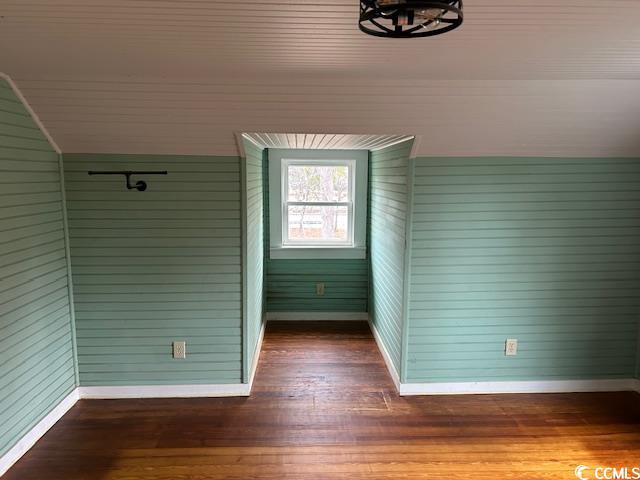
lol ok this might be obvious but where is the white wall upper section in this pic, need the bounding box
[1,0,640,157]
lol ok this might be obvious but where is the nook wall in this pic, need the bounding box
[368,141,413,377]
[63,153,243,385]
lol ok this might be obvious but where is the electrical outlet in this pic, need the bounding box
[505,338,518,356]
[173,341,186,359]
[316,283,325,296]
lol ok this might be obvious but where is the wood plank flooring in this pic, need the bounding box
[4,321,640,479]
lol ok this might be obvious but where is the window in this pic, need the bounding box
[269,149,368,259]
[283,160,354,246]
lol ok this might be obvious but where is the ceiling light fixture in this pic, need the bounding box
[359,0,463,38]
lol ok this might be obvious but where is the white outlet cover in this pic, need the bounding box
[505,339,518,356]
[173,341,186,359]
[316,283,325,296]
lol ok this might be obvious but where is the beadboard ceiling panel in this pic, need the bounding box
[1,0,640,156]
[2,0,640,79]
[243,133,413,151]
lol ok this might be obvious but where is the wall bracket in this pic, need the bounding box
[87,170,168,191]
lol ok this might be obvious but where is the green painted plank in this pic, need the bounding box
[0,122,47,142]
[74,292,241,303]
[69,237,240,248]
[78,372,241,385]
[77,336,241,347]
[78,343,240,355]
[0,134,53,152]
[68,228,240,239]
[66,210,240,221]
[0,230,65,257]
[0,320,72,386]
[78,352,242,364]
[412,200,640,213]
[73,282,240,293]
[0,110,40,129]
[69,200,240,211]
[0,202,62,221]
[76,326,240,338]
[66,191,240,202]
[69,247,241,257]
[0,146,58,162]
[77,317,240,329]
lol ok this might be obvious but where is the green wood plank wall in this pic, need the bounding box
[63,153,243,385]
[369,141,413,375]
[263,149,369,313]
[243,142,264,378]
[0,78,76,457]
[407,157,640,383]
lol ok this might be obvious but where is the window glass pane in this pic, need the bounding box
[287,165,349,202]
[287,205,349,242]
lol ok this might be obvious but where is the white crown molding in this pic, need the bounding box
[368,319,401,392]
[0,72,61,154]
[368,135,416,151]
[265,312,369,321]
[235,131,251,158]
[239,132,262,153]
[399,378,640,396]
[409,135,422,159]
[0,389,79,477]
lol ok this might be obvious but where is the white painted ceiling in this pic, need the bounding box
[243,133,413,151]
[1,0,640,157]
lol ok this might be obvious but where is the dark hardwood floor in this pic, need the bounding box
[5,321,640,479]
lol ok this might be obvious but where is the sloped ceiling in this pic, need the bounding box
[1,0,640,157]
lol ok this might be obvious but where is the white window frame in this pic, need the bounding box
[269,149,368,260]
[282,158,355,248]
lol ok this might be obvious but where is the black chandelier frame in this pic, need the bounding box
[359,0,463,38]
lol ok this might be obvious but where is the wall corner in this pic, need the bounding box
[400,150,416,384]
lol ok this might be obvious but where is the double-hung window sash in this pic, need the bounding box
[281,159,355,247]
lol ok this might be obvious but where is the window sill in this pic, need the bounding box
[270,246,366,260]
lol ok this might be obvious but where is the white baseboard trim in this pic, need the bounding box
[78,383,250,399]
[367,319,401,392]
[0,388,79,477]
[265,312,368,321]
[399,378,640,396]
[247,320,266,392]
